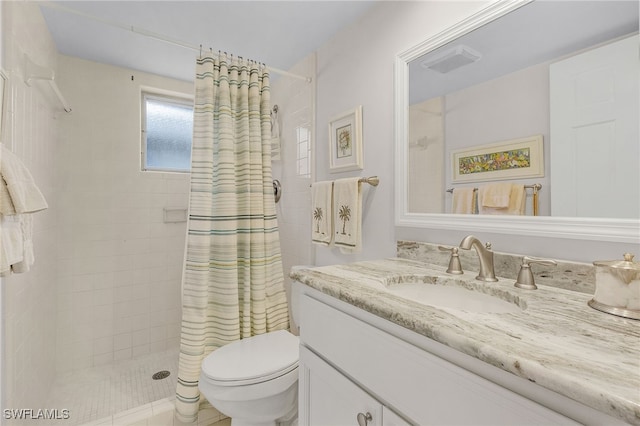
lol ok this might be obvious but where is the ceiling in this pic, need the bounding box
[40,1,378,82]
[409,0,639,104]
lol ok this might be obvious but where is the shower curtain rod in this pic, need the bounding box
[39,2,313,83]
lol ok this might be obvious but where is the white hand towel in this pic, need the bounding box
[0,216,24,276]
[0,144,48,214]
[451,187,477,214]
[0,176,17,215]
[333,177,362,254]
[479,183,526,215]
[480,182,513,208]
[311,181,333,246]
[11,214,34,273]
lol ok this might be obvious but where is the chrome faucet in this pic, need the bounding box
[459,235,498,282]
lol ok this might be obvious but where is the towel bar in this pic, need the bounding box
[359,176,379,186]
[447,183,542,216]
[309,176,380,188]
[446,183,541,193]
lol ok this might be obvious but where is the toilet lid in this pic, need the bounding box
[201,330,299,386]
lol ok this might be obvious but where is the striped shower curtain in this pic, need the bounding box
[175,54,290,423]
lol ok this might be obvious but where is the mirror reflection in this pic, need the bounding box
[407,1,639,218]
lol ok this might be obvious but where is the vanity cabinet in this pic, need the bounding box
[300,346,409,426]
[296,284,583,426]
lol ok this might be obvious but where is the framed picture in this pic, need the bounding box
[329,105,363,172]
[0,69,7,143]
[451,135,544,183]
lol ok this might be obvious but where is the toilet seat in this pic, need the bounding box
[201,330,299,386]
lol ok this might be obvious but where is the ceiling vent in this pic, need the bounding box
[421,45,482,74]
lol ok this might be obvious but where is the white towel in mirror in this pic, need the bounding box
[451,187,477,214]
[479,183,526,215]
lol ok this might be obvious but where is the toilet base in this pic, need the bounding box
[202,376,298,426]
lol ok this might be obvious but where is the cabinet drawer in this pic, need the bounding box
[300,294,578,425]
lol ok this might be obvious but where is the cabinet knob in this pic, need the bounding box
[357,412,373,426]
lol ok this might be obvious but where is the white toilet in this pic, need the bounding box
[199,272,304,426]
[199,329,300,426]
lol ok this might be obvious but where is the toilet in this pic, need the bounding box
[199,271,304,426]
[199,329,300,426]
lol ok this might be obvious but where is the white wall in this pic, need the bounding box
[314,0,637,264]
[314,1,491,266]
[1,0,60,414]
[55,55,191,372]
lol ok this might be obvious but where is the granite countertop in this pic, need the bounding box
[290,258,640,425]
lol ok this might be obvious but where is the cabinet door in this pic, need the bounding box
[299,345,382,426]
[382,407,412,426]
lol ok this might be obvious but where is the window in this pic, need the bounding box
[296,126,311,177]
[142,91,193,172]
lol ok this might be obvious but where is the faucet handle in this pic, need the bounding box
[438,246,464,275]
[514,256,557,290]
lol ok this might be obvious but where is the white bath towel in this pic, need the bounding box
[0,144,48,214]
[311,181,333,246]
[11,214,34,273]
[0,216,24,276]
[478,183,526,215]
[333,177,362,253]
[0,176,16,215]
[451,187,477,214]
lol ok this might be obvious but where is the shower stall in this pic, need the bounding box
[0,3,314,424]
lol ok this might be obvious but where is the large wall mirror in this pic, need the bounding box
[395,0,639,243]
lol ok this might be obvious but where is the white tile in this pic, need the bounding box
[114,333,132,351]
[94,288,115,306]
[132,329,150,344]
[94,336,114,355]
[113,404,153,425]
[149,326,167,343]
[132,344,150,358]
[80,415,113,426]
[114,347,132,361]
[94,352,114,367]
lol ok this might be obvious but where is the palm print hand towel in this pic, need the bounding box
[311,181,334,246]
[333,177,362,253]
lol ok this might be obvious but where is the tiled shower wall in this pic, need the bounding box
[271,54,315,330]
[1,1,60,412]
[54,55,192,373]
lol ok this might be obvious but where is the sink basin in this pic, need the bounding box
[379,274,522,314]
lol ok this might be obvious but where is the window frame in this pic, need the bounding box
[141,89,194,173]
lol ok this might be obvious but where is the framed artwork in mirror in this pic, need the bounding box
[451,135,544,183]
[329,105,363,172]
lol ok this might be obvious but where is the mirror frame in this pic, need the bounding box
[394,0,639,244]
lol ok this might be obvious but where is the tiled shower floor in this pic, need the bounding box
[45,348,180,426]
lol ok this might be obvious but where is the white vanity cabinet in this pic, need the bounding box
[296,284,584,426]
[300,345,408,426]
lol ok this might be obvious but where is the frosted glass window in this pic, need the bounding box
[142,93,193,172]
[296,126,311,177]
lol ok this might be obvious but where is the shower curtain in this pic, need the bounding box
[175,54,290,423]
